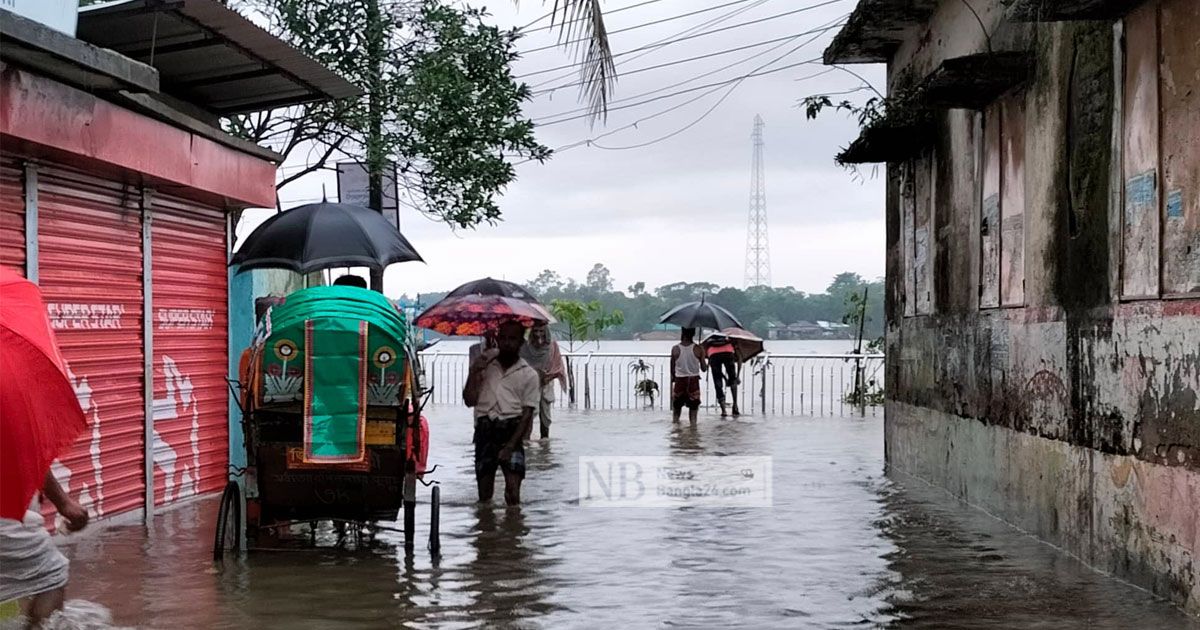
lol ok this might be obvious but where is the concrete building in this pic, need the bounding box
[825,0,1199,614]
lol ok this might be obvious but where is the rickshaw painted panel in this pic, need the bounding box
[36,162,145,520]
[258,286,409,407]
[151,192,229,505]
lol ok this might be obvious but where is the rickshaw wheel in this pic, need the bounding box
[429,485,441,556]
[213,481,242,561]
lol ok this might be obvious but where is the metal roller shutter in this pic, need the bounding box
[0,159,24,273]
[150,191,229,504]
[37,162,146,519]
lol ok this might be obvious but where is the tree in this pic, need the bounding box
[549,299,624,352]
[628,281,646,297]
[549,299,624,406]
[527,269,564,297]
[586,263,613,293]
[534,0,615,119]
[226,0,549,229]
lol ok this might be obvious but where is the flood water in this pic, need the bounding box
[36,407,1198,629]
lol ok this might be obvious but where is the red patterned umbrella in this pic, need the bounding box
[414,294,550,337]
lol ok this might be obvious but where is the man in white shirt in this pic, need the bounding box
[463,320,540,505]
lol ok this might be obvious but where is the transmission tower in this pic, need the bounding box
[744,115,771,288]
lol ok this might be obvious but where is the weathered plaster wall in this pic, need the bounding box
[882,0,1200,614]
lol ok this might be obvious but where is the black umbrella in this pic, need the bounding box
[446,277,543,304]
[444,278,555,322]
[659,297,744,330]
[230,202,423,274]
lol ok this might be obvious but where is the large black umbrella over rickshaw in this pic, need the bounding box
[220,201,435,560]
[230,202,423,274]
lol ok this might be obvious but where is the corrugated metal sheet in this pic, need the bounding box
[1001,94,1027,306]
[1159,0,1200,295]
[1121,2,1161,299]
[151,192,229,505]
[0,159,23,273]
[37,162,146,520]
[980,102,1002,308]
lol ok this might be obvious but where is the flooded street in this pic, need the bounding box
[51,408,1196,629]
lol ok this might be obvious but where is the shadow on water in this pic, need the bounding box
[36,407,1199,629]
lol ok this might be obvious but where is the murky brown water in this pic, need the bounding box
[35,408,1199,629]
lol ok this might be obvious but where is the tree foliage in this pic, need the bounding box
[518,266,885,340]
[225,0,549,227]
[548,299,624,351]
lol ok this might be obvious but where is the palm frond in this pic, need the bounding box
[544,0,616,123]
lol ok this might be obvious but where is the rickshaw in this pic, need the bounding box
[215,285,438,558]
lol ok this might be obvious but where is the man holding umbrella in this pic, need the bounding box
[462,320,540,506]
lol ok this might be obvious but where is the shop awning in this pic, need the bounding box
[836,117,933,164]
[823,0,940,65]
[916,52,1035,110]
[77,0,362,116]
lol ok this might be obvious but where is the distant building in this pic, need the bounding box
[768,320,848,340]
[634,323,680,341]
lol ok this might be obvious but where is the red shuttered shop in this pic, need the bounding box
[150,192,229,505]
[10,159,233,523]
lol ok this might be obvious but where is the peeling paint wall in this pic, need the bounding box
[882,0,1200,615]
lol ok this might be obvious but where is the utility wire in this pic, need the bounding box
[518,0,773,81]
[521,0,667,34]
[592,81,742,149]
[536,15,845,124]
[538,56,821,127]
[521,0,771,54]
[554,23,840,149]
[520,0,846,56]
[534,19,845,96]
[517,65,839,163]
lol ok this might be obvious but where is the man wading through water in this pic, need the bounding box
[671,327,708,423]
[463,320,539,505]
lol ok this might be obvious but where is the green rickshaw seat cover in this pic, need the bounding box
[256,286,410,463]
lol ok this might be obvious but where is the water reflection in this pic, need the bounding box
[43,408,1197,629]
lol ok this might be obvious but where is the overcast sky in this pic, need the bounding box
[238,0,885,298]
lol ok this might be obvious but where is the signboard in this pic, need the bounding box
[336,161,400,230]
[5,0,78,36]
[365,421,396,446]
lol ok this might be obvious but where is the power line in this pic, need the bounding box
[535,14,843,124]
[520,0,670,34]
[520,0,772,54]
[520,0,846,56]
[592,81,741,149]
[529,20,841,159]
[533,20,845,96]
[518,0,773,81]
[518,6,558,30]
[522,65,837,162]
[536,54,822,127]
